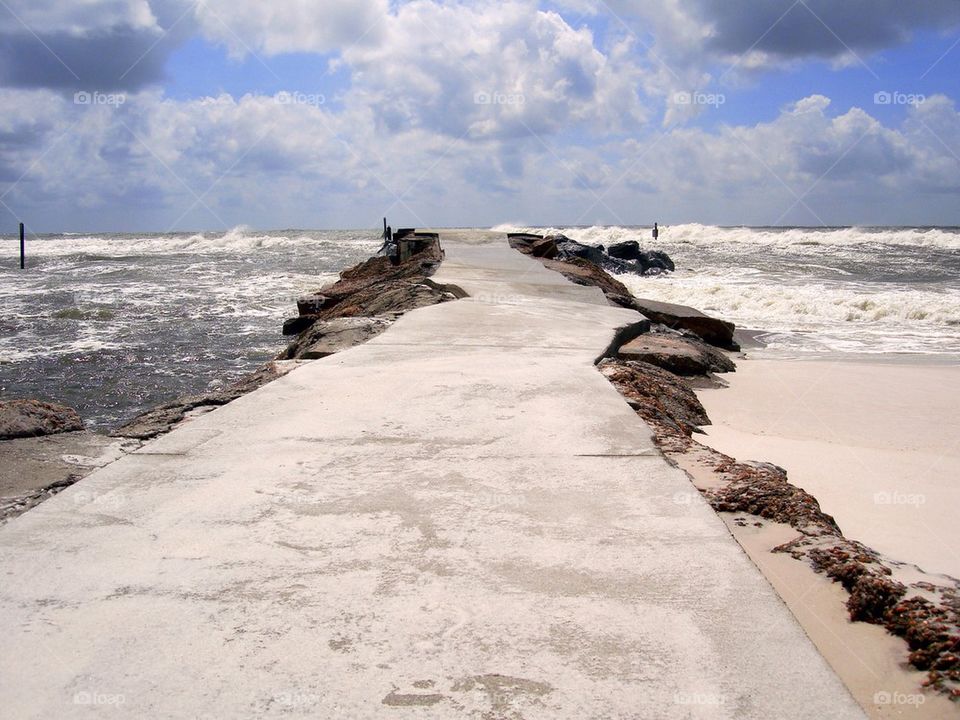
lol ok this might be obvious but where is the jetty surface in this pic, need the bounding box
[0,230,863,718]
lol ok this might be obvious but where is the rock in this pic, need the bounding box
[645,250,675,272]
[506,233,544,254]
[540,258,632,298]
[279,317,393,360]
[598,359,710,436]
[282,315,318,336]
[112,361,297,440]
[318,280,453,321]
[313,237,444,311]
[296,293,336,316]
[607,240,641,261]
[0,400,83,440]
[611,297,739,351]
[553,237,608,266]
[615,333,735,375]
[530,237,558,259]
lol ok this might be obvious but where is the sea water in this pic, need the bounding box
[2,225,958,429]
[0,227,380,428]
[497,224,960,357]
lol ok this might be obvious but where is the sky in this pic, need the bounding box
[1,0,959,232]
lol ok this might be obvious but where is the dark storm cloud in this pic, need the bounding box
[698,0,960,59]
[0,25,183,91]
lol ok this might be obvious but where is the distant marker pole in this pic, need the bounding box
[19,222,24,269]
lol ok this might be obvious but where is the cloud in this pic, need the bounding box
[0,0,194,91]
[2,87,958,230]
[340,1,647,140]
[192,0,389,57]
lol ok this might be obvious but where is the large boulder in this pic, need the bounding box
[279,317,393,360]
[530,237,558,259]
[0,400,83,440]
[540,258,632,297]
[615,333,735,375]
[607,240,641,261]
[608,296,739,351]
[318,280,454,320]
[553,237,608,266]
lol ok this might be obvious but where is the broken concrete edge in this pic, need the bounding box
[0,473,83,525]
[512,240,740,352]
[114,238,466,442]
[597,356,960,701]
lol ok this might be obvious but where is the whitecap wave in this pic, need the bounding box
[493,223,960,250]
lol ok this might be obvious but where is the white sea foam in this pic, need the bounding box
[492,224,960,355]
[0,226,375,258]
[492,223,960,250]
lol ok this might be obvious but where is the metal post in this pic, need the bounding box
[383,217,388,240]
[19,222,24,269]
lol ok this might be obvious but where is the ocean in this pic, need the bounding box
[1,225,958,429]
[499,224,960,357]
[0,228,380,429]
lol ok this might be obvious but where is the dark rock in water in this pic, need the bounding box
[541,258,632,298]
[608,296,739,351]
[607,240,641,261]
[296,293,336,316]
[279,317,392,360]
[0,400,83,440]
[646,250,675,272]
[282,315,318,336]
[599,359,709,436]
[615,333,735,375]
[553,237,607,266]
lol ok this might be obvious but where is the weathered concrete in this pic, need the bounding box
[0,230,863,719]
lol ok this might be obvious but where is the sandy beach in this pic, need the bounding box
[696,355,960,580]
[682,353,960,715]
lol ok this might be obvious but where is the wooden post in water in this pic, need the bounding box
[19,222,24,269]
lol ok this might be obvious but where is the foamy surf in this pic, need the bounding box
[493,224,960,355]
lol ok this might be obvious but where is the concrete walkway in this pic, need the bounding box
[0,231,864,718]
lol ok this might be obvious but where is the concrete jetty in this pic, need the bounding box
[0,231,864,718]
